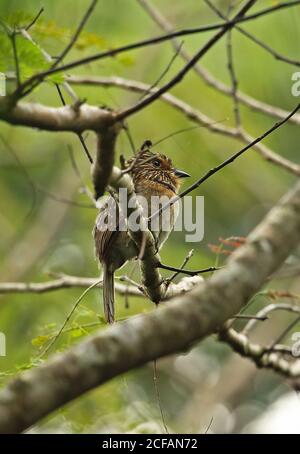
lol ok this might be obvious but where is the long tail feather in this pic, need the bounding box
[102,264,115,324]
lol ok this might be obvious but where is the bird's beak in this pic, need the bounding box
[174,168,190,178]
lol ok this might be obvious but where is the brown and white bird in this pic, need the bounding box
[93,147,189,323]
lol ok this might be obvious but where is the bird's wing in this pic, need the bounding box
[93,195,122,262]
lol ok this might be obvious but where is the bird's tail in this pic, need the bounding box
[102,263,115,324]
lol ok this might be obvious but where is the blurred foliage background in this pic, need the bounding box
[0,0,300,434]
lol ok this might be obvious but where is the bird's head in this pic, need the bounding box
[127,148,190,196]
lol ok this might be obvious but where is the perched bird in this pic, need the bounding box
[93,147,190,323]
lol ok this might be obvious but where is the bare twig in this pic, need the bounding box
[224,4,241,128]
[117,0,258,120]
[51,0,98,70]
[68,146,96,205]
[243,303,300,336]
[24,7,44,31]
[21,25,94,163]
[20,28,77,102]
[36,184,95,208]
[219,326,300,380]
[0,274,141,296]
[204,0,300,67]
[66,75,300,176]
[269,315,300,350]
[159,263,219,276]
[153,359,169,434]
[150,102,300,222]
[137,0,300,125]
[165,249,194,285]
[39,279,102,358]
[10,32,20,87]
[138,41,183,101]
[55,84,94,163]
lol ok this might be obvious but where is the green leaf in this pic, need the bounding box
[33,20,109,51]
[5,10,35,28]
[31,334,50,347]
[71,329,84,338]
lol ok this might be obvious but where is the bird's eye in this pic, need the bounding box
[153,159,161,167]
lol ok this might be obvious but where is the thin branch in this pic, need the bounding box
[21,24,94,163]
[68,146,96,205]
[149,102,300,222]
[224,4,242,128]
[165,249,194,285]
[38,279,102,358]
[2,77,299,177]
[219,326,300,381]
[204,0,300,67]
[243,303,300,336]
[232,315,268,321]
[0,272,203,301]
[24,7,44,31]
[138,41,183,101]
[55,84,94,163]
[51,0,98,70]
[0,274,141,296]
[20,28,77,102]
[67,75,300,176]
[36,184,95,208]
[159,263,219,276]
[15,0,300,97]
[116,0,258,120]
[153,359,169,434]
[10,32,20,87]
[137,0,300,125]
[269,315,300,350]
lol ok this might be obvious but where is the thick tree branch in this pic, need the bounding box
[92,126,120,199]
[0,99,116,133]
[0,180,299,433]
[219,326,300,379]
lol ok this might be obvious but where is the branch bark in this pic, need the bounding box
[0,275,140,296]
[0,274,202,299]
[0,99,115,133]
[0,180,300,433]
[219,326,300,379]
[92,126,120,200]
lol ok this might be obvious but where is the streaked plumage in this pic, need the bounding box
[93,148,189,323]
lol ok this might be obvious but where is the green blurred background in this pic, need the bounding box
[0,0,300,433]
